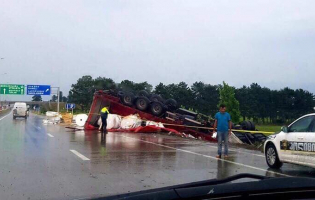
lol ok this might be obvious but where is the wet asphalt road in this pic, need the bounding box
[0,112,315,200]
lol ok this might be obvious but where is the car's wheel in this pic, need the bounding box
[165,98,178,111]
[121,92,135,106]
[150,94,164,103]
[265,144,283,169]
[137,90,149,98]
[150,102,164,116]
[135,97,150,111]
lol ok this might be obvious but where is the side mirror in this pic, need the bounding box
[281,126,288,133]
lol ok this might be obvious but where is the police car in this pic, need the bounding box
[264,113,315,169]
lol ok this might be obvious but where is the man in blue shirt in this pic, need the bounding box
[213,104,232,158]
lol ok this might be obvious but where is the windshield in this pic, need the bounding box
[1,0,315,200]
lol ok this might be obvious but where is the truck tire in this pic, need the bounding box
[150,102,164,116]
[248,121,255,130]
[121,92,135,106]
[117,91,124,97]
[137,90,149,98]
[265,144,283,169]
[241,121,251,130]
[165,98,178,111]
[150,94,164,103]
[135,97,150,111]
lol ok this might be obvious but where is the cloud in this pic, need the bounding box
[1,0,315,102]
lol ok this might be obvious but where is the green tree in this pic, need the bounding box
[218,82,241,123]
[235,86,250,121]
[118,80,152,93]
[32,95,42,101]
[51,95,57,102]
[94,77,116,91]
[154,83,171,99]
[59,91,63,102]
[168,82,194,109]
[118,80,136,92]
[134,81,153,92]
[68,75,95,111]
[61,96,68,102]
[191,81,219,115]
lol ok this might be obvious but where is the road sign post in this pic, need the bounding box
[66,103,75,116]
[51,87,60,113]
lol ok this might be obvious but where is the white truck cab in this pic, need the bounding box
[13,102,28,119]
[264,113,315,169]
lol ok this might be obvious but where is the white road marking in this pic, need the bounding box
[70,150,90,161]
[0,111,12,121]
[120,135,290,177]
[207,145,265,158]
[47,133,54,138]
[165,140,265,158]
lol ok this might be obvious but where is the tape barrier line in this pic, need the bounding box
[87,113,274,134]
[162,123,275,134]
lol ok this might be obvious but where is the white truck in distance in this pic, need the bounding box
[13,102,28,119]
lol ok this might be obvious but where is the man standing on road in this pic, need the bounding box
[213,104,232,159]
[100,106,109,134]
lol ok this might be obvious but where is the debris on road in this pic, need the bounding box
[43,111,61,124]
[75,114,88,127]
[61,113,73,124]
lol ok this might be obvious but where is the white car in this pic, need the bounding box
[13,102,28,119]
[264,113,315,169]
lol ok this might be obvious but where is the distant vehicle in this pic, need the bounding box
[264,113,315,169]
[13,102,28,119]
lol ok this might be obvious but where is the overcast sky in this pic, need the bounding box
[1,0,315,101]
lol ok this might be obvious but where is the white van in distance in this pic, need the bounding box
[13,102,28,119]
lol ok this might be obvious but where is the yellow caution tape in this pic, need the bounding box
[162,123,274,134]
[87,113,275,134]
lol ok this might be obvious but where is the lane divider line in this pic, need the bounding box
[0,111,12,121]
[120,135,290,177]
[208,145,265,158]
[164,142,265,158]
[70,150,90,161]
[47,133,54,138]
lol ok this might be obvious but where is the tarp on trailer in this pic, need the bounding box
[108,125,184,137]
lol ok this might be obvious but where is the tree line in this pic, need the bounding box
[67,75,315,124]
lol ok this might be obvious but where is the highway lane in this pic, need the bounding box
[0,112,314,200]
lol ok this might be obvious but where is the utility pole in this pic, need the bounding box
[51,87,60,113]
[0,72,7,107]
[57,87,60,113]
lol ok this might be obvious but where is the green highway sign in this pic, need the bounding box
[0,84,25,95]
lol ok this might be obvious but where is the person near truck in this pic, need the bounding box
[100,106,109,133]
[213,104,232,159]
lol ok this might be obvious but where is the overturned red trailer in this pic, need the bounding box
[84,91,216,142]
